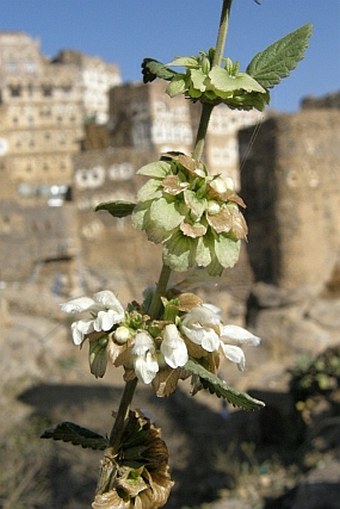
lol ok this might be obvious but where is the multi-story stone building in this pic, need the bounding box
[53,49,121,124]
[0,32,122,205]
[109,80,194,153]
[0,32,84,204]
[109,80,263,186]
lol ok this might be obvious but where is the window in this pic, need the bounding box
[25,61,37,74]
[42,85,53,97]
[9,85,22,97]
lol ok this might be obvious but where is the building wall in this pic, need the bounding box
[0,32,123,205]
[53,49,122,124]
[0,201,79,281]
[0,33,85,203]
[240,109,340,295]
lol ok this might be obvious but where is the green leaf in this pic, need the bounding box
[184,190,207,221]
[195,236,212,268]
[95,200,136,218]
[185,359,265,411]
[131,201,150,231]
[137,161,172,178]
[41,421,108,450]
[163,229,196,272]
[209,66,265,93]
[246,24,313,88]
[214,235,241,268]
[141,58,177,83]
[137,178,163,201]
[167,56,199,68]
[190,68,207,92]
[166,75,188,97]
[149,197,184,230]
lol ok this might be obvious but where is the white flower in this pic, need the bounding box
[220,325,260,371]
[61,290,125,345]
[132,331,159,384]
[180,304,222,352]
[114,326,132,344]
[181,303,260,371]
[160,324,188,369]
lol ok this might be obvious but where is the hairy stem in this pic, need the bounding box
[192,0,233,160]
[148,263,172,319]
[108,378,138,449]
[214,0,233,67]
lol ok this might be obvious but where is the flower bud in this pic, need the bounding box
[114,326,132,344]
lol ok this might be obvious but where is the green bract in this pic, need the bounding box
[131,153,247,276]
[163,50,268,111]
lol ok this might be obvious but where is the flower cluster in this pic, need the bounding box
[61,290,260,396]
[131,153,248,277]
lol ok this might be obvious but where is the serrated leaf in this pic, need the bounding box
[246,24,313,88]
[95,200,136,218]
[41,421,108,450]
[142,58,177,83]
[185,360,265,410]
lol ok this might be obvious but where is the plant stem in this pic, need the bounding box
[192,0,233,161]
[95,0,234,498]
[192,103,214,161]
[213,0,233,67]
[108,377,138,449]
[148,263,172,319]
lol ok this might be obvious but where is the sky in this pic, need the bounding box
[0,0,339,112]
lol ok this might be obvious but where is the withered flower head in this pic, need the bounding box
[92,410,173,509]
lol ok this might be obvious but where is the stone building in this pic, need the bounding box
[0,200,79,282]
[239,104,340,354]
[109,80,194,153]
[301,90,340,110]
[53,49,121,124]
[0,33,122,205]
[109,80,263,186]
[0,32,84,204]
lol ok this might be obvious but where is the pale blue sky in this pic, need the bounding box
[1,0,339,111]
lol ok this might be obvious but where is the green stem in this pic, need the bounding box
[148,263,172,319]
[108,378,138,449]
[192,103,214,161]
[213,0,233,66]
[192,0,233,160]
[95,378,139,495]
